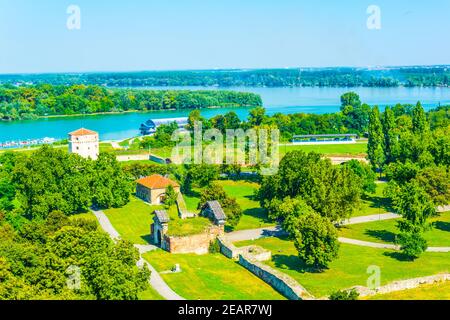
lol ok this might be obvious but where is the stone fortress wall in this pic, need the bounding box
[164,225,224,255]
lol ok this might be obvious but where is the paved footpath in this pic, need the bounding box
[339,237,450,252]
[338,212,400,226]
[225,213,401,243]
[91,209,184,300]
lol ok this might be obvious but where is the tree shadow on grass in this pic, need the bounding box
[383,251,415,262]
[364,229,397,243]
[433,221,450,232]
[185,189,201,199]
[362,193,393,212]
[272,254,326,274]
[243,208,272,224]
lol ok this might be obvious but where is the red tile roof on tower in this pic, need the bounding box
[69,128,98,136]
[137,175,180,190]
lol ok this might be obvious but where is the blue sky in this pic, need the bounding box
[1,0,449,73]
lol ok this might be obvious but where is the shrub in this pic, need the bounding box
[329,289,359,300]
[208,239,221,254]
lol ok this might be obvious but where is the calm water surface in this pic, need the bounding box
[1,86,449,141]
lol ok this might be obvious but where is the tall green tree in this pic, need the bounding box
[259,151,362,222]
[412,102,428,135]
[367,106,385,173]
[382,106,399,163]
[91,153,132,209]
[293,212,340,270]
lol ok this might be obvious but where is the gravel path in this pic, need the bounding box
[91,209,184,300]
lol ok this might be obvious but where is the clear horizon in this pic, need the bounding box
[1,0,450,74]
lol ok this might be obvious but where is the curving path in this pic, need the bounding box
[91,209,185,300]
[225,213,401,243]
[338,212,400,226]
[339,237,450,253]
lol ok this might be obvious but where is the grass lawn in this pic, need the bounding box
[138,286,165,300]
[354,183,392,217]
[183,192,201,212]
[367,281,450,300]
[104,196,162,244]
[143,250,285,300]
[216,180,274,231]
[279,142,367,158]
[99,142,115,153]
[235,236,450,298]
[166,205,211,237]
[338,211,450,247]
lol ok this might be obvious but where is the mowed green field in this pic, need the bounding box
[216,180,274,231]
[235,236,450,298]
[138,286,165,300]
[143,250,285,300]
[279,142,368,157]
[339,211,450,247]
[354,183,391,217]
[144,141,369,160]
[367,281,450,300]
[103,196,162,244]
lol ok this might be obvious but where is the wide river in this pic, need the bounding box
[1,86,450,141]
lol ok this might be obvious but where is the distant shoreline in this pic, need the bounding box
[0,105,257,122]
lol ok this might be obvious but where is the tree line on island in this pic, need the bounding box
[2,66,450,87]
[0,84,262,121]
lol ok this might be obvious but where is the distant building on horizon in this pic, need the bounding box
[68,128,99,160]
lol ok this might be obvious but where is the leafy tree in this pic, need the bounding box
[412,102,428,135]
[414,166,450,206]
[248,107,266,127]
[0,215,150,300]
[91,153,132,209]
[392,181,435,232]
[12,146,93,219]
[259,151,362,222]
[397,232,428,260]
[198,183,242,227]
[292,212,339,270]
[185,164,219,188]
[340,92,361,110]
[343,160,376,194]
[329,289,359,300]
[265,196,315,234]
[223,111,241,130]
[382,106,399,163]
[367,106,385,173]
[163,185,177,207]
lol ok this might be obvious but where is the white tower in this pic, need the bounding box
[68,128,100,160]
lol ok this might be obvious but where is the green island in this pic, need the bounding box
[0,85,262,121]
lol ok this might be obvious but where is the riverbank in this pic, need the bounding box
[1,86,450,142]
